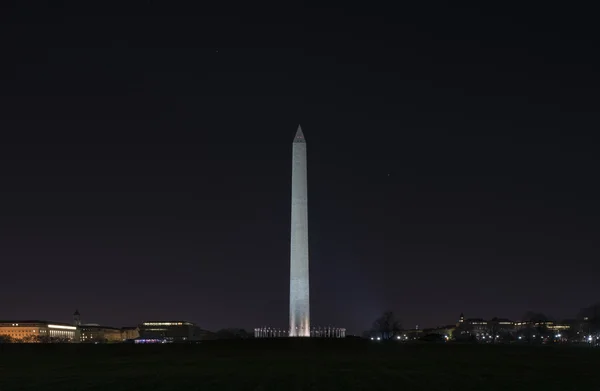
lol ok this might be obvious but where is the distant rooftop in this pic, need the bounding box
[0,320,74,326]
[79,324,121,331]
[0,321,77,330]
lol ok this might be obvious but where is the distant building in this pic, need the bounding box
[453,313,574,342]
[488,318,516,334]
[454,313,511,341]
[404,327,424,340]
[0,321,77,342]
[138,321,207,342]
[70,310,121,343]
[514,320,570,331]
[121,326,139,341]
[79,325,122,343]
[463,318,489,335]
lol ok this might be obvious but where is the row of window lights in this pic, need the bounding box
[4,330,37,333]
[370,335,411,341]
[143,323,185,326]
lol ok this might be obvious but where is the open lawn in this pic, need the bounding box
[0,340,598,390]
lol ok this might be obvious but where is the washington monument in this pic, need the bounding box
[289,125,310,337]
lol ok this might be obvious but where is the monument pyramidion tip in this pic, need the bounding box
[294,125,305,143]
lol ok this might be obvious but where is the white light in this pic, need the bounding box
[48,324,76,330]
[518,336,522,340]
[396,336,401,339]
[482,336,486,339]
[377,337,381,341]
[370,337,374,340]
[556,334,561,338]
[496,335,499,338]
[533,335,536,338]
[588,336,593,341]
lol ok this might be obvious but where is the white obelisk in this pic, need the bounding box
[289,125,310,337]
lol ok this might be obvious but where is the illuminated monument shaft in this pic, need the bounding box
[289,125,310,337]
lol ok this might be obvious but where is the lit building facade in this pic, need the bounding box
[79,325,122,343]
[514,321,571,331]
[0,321,77,342]
[454,313,572,342]
[454,313,507,340]
[121,326,140,341]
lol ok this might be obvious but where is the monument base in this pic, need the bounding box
[254,326,346,338]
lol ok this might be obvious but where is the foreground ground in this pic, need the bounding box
[1,339,599,390]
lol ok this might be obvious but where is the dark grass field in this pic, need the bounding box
[1,339,599,390]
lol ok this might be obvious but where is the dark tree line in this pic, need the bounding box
[370,311,402,340]
[215,328,253,339]
[0,334,73,343]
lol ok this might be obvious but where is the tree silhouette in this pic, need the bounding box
[216,328,252,339]
[372,311,402,340]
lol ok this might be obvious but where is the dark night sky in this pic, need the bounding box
[1,3,599,333]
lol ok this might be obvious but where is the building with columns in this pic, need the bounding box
[0,320,77,342]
